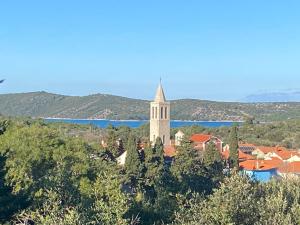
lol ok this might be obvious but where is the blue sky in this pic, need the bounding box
[0,0,300,101]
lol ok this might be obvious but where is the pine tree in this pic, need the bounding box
[229,125,239,170]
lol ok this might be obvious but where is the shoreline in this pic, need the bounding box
[43,117,243,123]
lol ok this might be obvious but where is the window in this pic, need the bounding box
[161,107,163,119]
[163,135,165,144]
[165,107,167,119]
[155,107,157,119]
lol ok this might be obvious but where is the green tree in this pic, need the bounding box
[173,174,260,225]
[171,138,213,194]
[144,137,165,187]
[80,172,132,225]
[125,135,145,189]
[203,141,222,165]
[17,172,132,225]
[106,126,120,158]
[0,123,99,211]
[16,190,84,225]
[136,137,178,224]
[203,141,224,186]
[256,179,300,225]
[0,119,28,223]
[229,125,239,169]
[0,156,29,223]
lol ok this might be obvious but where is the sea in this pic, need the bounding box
[45,118,240,129]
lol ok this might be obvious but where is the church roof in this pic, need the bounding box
[154,83,166,102]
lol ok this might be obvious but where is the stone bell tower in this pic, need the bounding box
[150,82,170,146]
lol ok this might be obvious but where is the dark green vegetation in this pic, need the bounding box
[229,126,239,169]
[1,117,300,224]
[1,92,300,121]
[0,117,223,224]
[173,174,300,225]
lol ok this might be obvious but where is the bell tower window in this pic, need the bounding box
[165,107,167,119]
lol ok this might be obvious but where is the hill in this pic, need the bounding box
[1,92,300,121]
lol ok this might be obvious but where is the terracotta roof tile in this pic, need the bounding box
[190,134,212,143]
[164,145,176,157]
[240,159,282,171]
[239,150,255,161]
[221,148,255,161]
[278,161,300,174]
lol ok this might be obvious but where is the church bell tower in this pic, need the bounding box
[150,82,170,146]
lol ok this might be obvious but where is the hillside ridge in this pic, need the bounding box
[1,91,300,121]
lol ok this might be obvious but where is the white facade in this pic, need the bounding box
[150,83,170,146]
[117,151,127,166]
[175,130,185,146]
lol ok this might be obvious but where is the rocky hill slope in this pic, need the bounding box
[1,92,300,121]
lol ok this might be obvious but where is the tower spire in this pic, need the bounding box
[154,81,166,102]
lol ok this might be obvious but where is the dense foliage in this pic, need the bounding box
[1,117,300,224]
[173,174,300,225]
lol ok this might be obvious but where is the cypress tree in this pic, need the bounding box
[203,141,224,187]
[125,135,143,187]
[203,141,222,166]
[144,137,164,185]
[229,125,239,170]
[106,127,119,158]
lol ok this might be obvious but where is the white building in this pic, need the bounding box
[175,130,185,146]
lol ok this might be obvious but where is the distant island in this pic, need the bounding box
[1,91,300,122]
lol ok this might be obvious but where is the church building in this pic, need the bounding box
[150,83,171,146]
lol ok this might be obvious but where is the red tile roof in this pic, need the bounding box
[278,161,300,174]
[164,145,176,157]
[239,150,255,161]
[240,159,282,171]
[221,148,255,161]
[223,143,300,174]
[254,146,300,160]
[190,134,212,143]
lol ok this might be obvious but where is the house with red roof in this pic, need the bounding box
[190,134,223,152]
[223,143,300,181]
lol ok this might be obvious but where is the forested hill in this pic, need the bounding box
[1,91,300,121]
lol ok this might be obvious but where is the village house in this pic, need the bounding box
[222,143,300,181]
[175,131,223,151]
